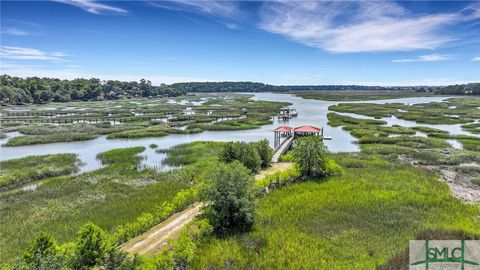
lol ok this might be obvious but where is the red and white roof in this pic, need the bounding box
[274,125,293,132]
[293,125,322,133]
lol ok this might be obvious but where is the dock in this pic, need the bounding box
[272,124,331,162]
[272,136,294,163]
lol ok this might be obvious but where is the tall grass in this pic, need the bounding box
[0,147,187,263]
[0,154,79,191]
[192,155,480,270]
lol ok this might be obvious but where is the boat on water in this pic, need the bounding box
[278,107,298,118]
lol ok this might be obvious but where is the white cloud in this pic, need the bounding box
[223,22,239,30]
[259,1,461,53]
[462,2,480,21]
[392,54,451,63]
[53,0,127,14]
[0,27,30,36]
[0,46,67,62]
[149,0,238,17]
[472,56,480,62]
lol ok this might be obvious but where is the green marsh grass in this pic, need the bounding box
[0,154,79,191]
[0,146,188,263]
[192,155,480,270]
[289,90,433,101]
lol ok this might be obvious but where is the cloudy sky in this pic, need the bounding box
[1,0,479,85]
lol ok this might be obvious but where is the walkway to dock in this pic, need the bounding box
[271,136,294,163]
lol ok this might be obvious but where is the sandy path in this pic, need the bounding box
[122,162,293,256]
[121,203,202,256]
[255,162,293,180]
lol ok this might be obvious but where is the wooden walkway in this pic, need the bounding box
[271,136,294,163]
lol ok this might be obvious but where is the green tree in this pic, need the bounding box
[100,248,137,270]
[219,142,261,173]
[74,222,110,269]
[172,234,196,270]
[291,136,328,177]
[22,232,64,270]
[253,139,273,168]
[200,161,255,234]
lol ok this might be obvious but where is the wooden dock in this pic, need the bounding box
[271,136,294,163]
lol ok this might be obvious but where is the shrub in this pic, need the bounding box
[253,139,274,168]
[200,161,256,234]
[73,223,111,269]
[291,136,329,177]
[22,232,65,270]
[220,142,261,173]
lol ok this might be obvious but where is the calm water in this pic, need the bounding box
[0,93,474,173]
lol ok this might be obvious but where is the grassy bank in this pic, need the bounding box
[0,154,79,191]
[192,155,480,269]
[289,90,434,101]
[158,141,225,166]
[329,97,480,125]
[0,147,188,263]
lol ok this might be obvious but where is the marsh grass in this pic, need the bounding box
[0,146,188,263]
[329,97,480,125]
[2,94,288,145]
[4,133,98,146]
[192,155,480,270]
[0,154,79,191]
[290,90,433,101]
[327,113,386,127]
[158,141,224,166]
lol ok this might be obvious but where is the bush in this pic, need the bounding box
[73,223,111,269]
[100,249,138,270]
[291,136,329,177]
[22,232,65,270]
[253,139,274,168]
[200,161,256,234]
[220,142,261,173]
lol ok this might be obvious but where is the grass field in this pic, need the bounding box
[288,90,434,101]
[329,97,480,125]
[0,154,79,191]
[192,155,480,269]
[0,147,189,263]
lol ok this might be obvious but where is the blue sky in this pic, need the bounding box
[1,0,479,85]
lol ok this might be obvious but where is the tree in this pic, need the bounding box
[74,222,110,269]
[23,232,65,270]
[172,234,196,270]
[200,161,256,234]
[291,136,328,177]
[253,139,273,168]
[219,142,261,173]
[100,248,138,270]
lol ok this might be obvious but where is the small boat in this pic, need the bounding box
[290,109,298,117]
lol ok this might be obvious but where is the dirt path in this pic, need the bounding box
[122,162,294,256]
[440,169,480,203]
[121,203,202,256]
[255,162,293,180]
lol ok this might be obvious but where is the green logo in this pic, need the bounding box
[410,240,480,270]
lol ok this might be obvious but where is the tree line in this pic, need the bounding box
[171,82,274,92]
[0,75,187,104]
[437,83,480,95]
[2,74,479,105]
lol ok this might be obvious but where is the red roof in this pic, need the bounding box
[274,125,293,132]
[293,125,322,133]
